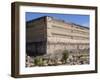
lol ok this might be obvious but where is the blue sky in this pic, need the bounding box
[26,12,90,27]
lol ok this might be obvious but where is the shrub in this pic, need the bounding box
[61,50,69,64]
[34,57,44,66]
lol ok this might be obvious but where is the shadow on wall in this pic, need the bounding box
[26,42,46,57]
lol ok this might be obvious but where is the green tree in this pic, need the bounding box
[61,50,69,64]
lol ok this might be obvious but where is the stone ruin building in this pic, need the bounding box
[26,16,89,60]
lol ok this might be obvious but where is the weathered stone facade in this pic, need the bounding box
[26,16,89,57]
[26,16,47,56]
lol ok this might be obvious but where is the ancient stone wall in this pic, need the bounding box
[26,16,89,57]
[46,16,89,56]
[26,17,47,56]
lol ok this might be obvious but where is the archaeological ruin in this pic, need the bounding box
[26,16,90,66]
